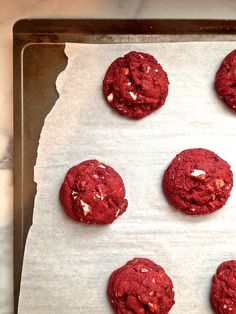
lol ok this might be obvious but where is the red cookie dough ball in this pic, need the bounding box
[162,148,233,215]
[59,160,128,224]
[211,260,236,314]
[215,49,236,111]
[107,258,175,314]
[103,51,169,120]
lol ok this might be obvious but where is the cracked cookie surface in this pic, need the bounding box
[162,148,233,215]
[60,160,128,224]
[211,260,236,314]
[108,258,175,314]
[215,49,236,111]
[103,51,169,119]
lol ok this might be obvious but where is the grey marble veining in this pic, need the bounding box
[0,140,12,170]
[0,0,235,313]
[117,0,145,17]
[0,223,13,314]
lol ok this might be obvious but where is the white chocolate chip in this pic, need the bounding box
[129,91,137,100]
[94,191,105,201]
[127,81,131,86]
[191,169,206,177]
[154,69,158,72]
[94,193,101,199]
[190,208,196,212]
[115,209,120,217]
[223,305,227,309]
[72,190,78,199]
[149,291,154,296]
[107,92,113,102]
[152,278,155,283]
[215,178,225,189]
[146,66,150,73]
[80,200,91,216]
[98,164,106,169]
[148,302,157,311]
[138,54,144,58]
[140,268,149,273]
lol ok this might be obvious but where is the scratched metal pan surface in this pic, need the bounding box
[13,19,236,313]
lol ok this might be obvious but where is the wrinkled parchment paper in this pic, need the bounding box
[18,42,236,314]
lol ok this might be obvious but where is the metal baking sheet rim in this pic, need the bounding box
[13,18,236,314]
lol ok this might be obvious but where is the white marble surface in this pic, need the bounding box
[0,1,236,313]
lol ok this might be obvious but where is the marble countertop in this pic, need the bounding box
[1,1,235,313]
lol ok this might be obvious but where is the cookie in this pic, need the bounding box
[59,160,128,224]
[107,258,175,314]
[162,148,233,215]
[215,49,236,111]
[103,51,169,119]
[211,260,236,314]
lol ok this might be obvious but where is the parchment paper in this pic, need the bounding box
[18,42,236,314]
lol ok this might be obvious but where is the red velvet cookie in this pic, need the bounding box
[107,258,175,314]
[215,49,236,111]
[103,51,169,119]
[59,160,128,224]
[211,260,236,314]
[162,148,233,215]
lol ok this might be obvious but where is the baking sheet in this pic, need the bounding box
[18,42,236,314]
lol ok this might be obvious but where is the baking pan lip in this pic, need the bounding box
[13,18,236,35]
[13,18,236,314]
